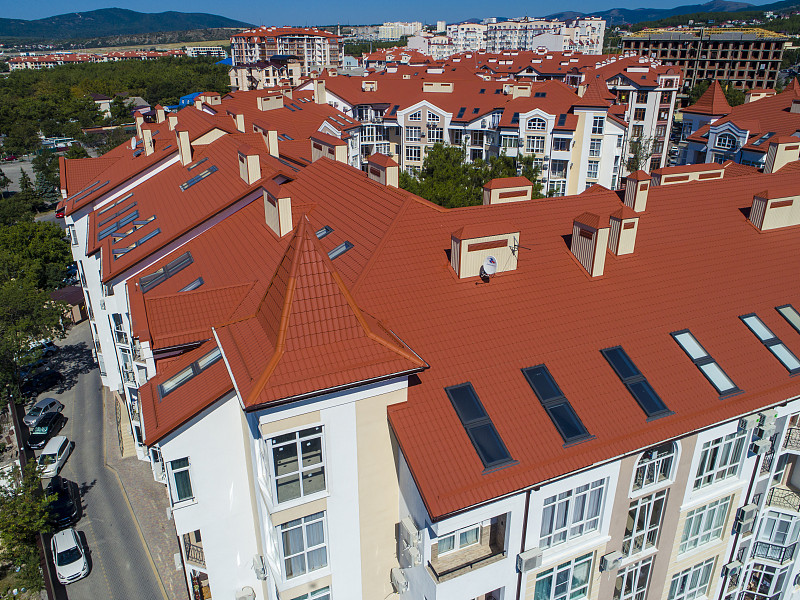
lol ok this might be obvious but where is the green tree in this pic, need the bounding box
[65,144,90,159]
[32,150,60,190]
[688,80,745,107]
[0,168,9,192]
[110,95,130,124]
[627,137,655,173]
[0,460,54,591]
[0,221,71,289]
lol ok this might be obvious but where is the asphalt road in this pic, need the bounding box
[30,322,165,600]
[0,156,34,193]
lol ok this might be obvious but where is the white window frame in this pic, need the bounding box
[589,139,602,157]
[592,116,604,135]
[406,127,421,142]
[279,511,329,580]
[539,478,605,549]
[527,117,547,131]
[534,553,593,600]
[408,111,421,121]
[167,457,194,505]
[290,587,331,600]
[622,490,666,557]
[679,495,731,553]
[427,112,440,123]
[615,556,653,600]
[632,443,676,493]
[526,136,545,154]
[692,430,747,490]
[437,524,481,555]
[268,426,326,506]
[667,558,715,600]
[428,126,443,143]
[549,180,566,197]
[715,133,737,150]
[406,146,421,162]
[553,137,571,152]
[587,160,599,179]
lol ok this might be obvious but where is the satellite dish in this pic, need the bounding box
[480,255,498,279]
[130,137,136,150]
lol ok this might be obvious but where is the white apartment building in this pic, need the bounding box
[185,46,228,59]
[61,100,800,600]
[378,22,424,41]
[446,22,488,53]
[486,17,606,55]
[230,27,344,77]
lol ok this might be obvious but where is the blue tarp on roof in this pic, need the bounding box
[216,57,233,66]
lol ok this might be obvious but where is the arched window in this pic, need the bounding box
[527,117,547,131]
[716,133,737,150]
[632,442,676,492]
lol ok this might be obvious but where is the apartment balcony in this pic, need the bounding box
[132,340,145,363]
[766,486,800,512]
[427,516,506,583]
[183,532,205,567]
[121,367,136,386]
[783,427,800,452]
[751,541,797,564]
[114,329,129,346]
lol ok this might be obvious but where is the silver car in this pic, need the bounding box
[51,528,89,584]
[23,397,63,428]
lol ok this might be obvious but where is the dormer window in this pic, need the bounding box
[409,111,421,121]
[527,117,547,131]
[715,133,737,150]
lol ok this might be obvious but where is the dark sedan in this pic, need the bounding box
[46,477,80,528]
[27,411,65,449]
[21,369,63,398]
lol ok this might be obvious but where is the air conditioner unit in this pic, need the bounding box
[723,560,742,577]
[734,503,759,533]
[739,414,760,431]
[252,554,267,581]
[760,410,778,427]
[391,567,409,593]
[516,547,543,572]
[600,551,623,572]
[751,439,771,455]
[399,517,421,546]
[406,546,422,566]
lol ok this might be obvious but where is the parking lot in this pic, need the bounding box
[20,322,169,600]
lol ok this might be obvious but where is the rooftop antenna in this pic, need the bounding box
[510,236,530,256]
[479,255,498,282]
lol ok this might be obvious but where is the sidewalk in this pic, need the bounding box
[102,388,189,600]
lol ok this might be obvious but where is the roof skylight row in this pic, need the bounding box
[139,251,194,293]
[67,179,104,202]
[671,330,739,397]
[741,313,800,374]
[179,165,218,191]
[98,210,139,241]
[97,192,134,216]
[68,181,109,205]
[98,200,136,227]
[111,216,157,241]
[187,157,209,171]
[159,346,222,398]
[112,228,161,258]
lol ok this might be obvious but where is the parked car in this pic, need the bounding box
[37,436,74,479]
[2,155,17,162]
[27,411,65,449]
[20,369,63,398]
[23,397,63,428]
[55,206,65,218]
[50,528,89,584]
[46,476,80,528]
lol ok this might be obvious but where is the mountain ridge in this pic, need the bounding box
[0,8,253,40]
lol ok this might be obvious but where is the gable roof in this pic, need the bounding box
[683,81,731,116]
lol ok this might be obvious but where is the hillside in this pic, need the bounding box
[547,0,769,24]
[0,8,252,40]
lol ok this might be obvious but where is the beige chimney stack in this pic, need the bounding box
[264,188,293,237]
[135,112,145,139]
[168,114,178,131]
[155,105,166,123]
[367,153,399,187]
[176,129,192,166]
[314,79,327,104]
[142,128,154,156]
[238,145,262,185]
[608,207,640,256]
[763,136,800,174]
[571,213,609,277]
[624,170,651,213]
[257,94,283,111]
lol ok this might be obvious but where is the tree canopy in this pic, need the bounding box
[399,144,543,207]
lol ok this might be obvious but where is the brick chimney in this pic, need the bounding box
[763,136,800,174]
[608,206,639,256]
[142,127,154,156]
[623,170,650,213]
[571,212,609,277]
[176,129,192,166]
[367,153,399,187]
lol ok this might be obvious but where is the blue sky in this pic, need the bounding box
[2,0,775,25]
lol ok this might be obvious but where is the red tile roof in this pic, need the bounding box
[483,176,532,190]
[682,80,731,116]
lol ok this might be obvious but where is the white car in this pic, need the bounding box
[51,528,89,584]
[37,436,73,479]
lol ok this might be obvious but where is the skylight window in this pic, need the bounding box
[179,277,204,292]
[67,180,105,202]
[159,346,222,398]
[511,112,520,124]
[740,314,800,374]
[557,114,567,126]
[98,210,139,241]
[479,88,486,94]
[98,192,134,216]
[601,347,672,419]
[472,108,480,114]
[494,88,502,94]
[534,92,547,98]
[179,165,218,191]
[68,180,109,204]
[98,201,136,227]
[522,365,591,445]
[187,157,209,171]
[112,228,161,258]
[777,304,800,334]
[445,383,513,469]
[457,107,466,118]
[316,225,333,239]
[139,252,194,293]
[328,241,353,260]
[671,330,740,397]
[752,131,776,146]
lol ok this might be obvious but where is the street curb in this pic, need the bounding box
[101,388,171,600]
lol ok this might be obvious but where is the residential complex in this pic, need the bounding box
[486,18,606,55]
[681,80,800,168]
[185,46,228,59]
[446,22,489,53]
[7,49,185,70]
[304,51,681,187]
[621,28,788,90]
[378,22,424,41]
[230,27,344,78]
[59,80,800,600]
